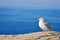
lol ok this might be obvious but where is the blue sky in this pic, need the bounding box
[0,0,60,9]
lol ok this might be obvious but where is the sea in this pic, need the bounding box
[0,8,60,34]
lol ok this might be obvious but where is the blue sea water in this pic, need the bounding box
[0,8,60,34]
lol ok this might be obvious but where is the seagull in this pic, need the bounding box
[38,17,54,31]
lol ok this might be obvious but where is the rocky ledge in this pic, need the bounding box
[0,31,60,40]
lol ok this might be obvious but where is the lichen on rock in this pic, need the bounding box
[0,31,60,40]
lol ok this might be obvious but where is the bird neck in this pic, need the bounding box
[39,21,44,24]
[39,21,44,22]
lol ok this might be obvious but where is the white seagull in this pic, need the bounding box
[38,17,54,31]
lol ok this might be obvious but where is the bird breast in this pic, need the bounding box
[39,22,48,30]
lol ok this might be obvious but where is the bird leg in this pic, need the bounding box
[42,30,47,35]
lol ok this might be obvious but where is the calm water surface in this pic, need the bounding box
[0,8,60,34]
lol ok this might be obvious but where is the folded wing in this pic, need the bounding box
[44,22,53,30]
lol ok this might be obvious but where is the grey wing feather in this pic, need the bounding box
[44,22,53,30]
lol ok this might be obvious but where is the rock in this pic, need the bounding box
[0,31,60,40]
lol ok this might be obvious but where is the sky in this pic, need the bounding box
[0,0,60,9]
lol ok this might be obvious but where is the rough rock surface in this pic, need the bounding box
[0,31,60,40]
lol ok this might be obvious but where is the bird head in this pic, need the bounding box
[38,17,45,22]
